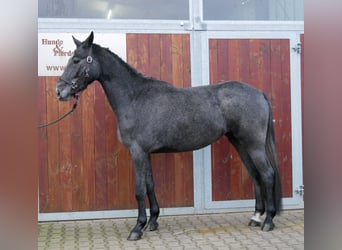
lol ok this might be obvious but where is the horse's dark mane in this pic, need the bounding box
[92,43,157,82]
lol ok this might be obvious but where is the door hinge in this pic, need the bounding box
[294,185,304,196]
[292,43,302,54]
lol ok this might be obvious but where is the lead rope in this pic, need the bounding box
[37,95,79,129]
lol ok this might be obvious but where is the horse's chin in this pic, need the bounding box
[58,95,72,101]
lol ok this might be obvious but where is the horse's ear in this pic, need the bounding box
[72,36,82,47]
[84,31,94,47]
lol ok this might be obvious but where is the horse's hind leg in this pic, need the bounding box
[228,135,264,227]
[247,147,277,231]
[248,185,264,227]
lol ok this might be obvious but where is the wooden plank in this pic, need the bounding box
[182,35,191,88]
[94,82,108,209]
[153,33,174,207]
[239,39,251,83]
[180,36,193,205]
[227,39,240,81]
[104,82,118,209]
[217,39,229,82]
[259,39,272,94]
[117,148,135,209]
[38,77,48,212]
[160,34,173,83]
[227,40,244,200]
[71,87,84,211]
[172,34,184,205]
[127,34,139,70]
[120,35,139,209]
[148,34,161,79]
[270,39,292,197]
[279,39,292,197]
[210,39,231,201]
[58,83,73,211]
[183,152,194,205]
[45,76,61,211]
[211,138,231,201]
[171,34,184,88]
[248,39,261,87]
[148,37,166,206]
[209,39,218,84]
[164,154,176,207]
[137,34,150,75]
[82,84,96,210]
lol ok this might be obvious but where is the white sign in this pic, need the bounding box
[38,33,126,76]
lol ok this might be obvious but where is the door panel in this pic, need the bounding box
[38,33,193,213]
[209,39,293,202]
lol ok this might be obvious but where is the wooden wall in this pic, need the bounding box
[38,34,193,213]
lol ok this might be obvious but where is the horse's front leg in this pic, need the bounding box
[145,159,160,231]
[127,146,149,241]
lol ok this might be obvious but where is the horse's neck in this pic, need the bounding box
[97,50,143,115]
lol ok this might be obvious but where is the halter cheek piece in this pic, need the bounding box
[60,55,94,90]
[86,55,93,64]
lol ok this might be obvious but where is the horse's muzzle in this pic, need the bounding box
[56,81,72,101]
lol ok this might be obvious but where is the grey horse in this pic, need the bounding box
[56,32,282,241]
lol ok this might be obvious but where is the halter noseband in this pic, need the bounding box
[59,55,93,89]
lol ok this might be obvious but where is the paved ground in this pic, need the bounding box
[38,209,304,250]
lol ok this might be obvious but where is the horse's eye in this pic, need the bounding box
[73,57,80,63]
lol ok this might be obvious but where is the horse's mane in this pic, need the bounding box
[92,43,156,81]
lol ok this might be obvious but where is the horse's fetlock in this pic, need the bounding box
[137,217,147,227]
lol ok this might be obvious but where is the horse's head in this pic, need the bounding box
[56,32,100,101]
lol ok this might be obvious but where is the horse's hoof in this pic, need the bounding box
[248,219,261,227]
[127,231,142,241]
[145,222,159,231]
[261,222,275,232]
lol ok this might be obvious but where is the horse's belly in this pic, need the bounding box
[151,123,225,153]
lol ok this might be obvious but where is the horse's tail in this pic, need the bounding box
[263,93,282,214]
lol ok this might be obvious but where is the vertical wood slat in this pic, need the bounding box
[82,84,95,210]
[155,34,174,206]
[71,87,84,210]
[210,39,231,201]
[174,34,193,207]
[38,77,48,212]
[270,39,292,197]
[94,82,108,210]
[45,76,61,211]
[171,34,186,205]
[105,86,118,210]
[58,83,73,211]
[209,39,292,201]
